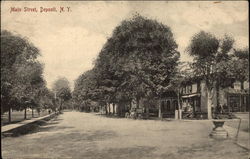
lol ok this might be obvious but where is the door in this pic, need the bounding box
[229,95,240,112]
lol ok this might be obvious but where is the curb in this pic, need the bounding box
[2,113,57,136]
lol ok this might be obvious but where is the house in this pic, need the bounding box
[103,91,179,119]
[158,91,178,118]
[220,80,249,112]
[180,77,249,119]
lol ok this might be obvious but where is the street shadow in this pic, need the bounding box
[96,114,126,119]
[44,121,60,125]
[33,130,118,143]
[51,118,63,122]
[30,125,75,134]
[2,115,63,137]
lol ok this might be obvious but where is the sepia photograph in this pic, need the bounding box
[1,1,249,159]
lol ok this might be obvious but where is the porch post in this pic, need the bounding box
[158,101,162,118]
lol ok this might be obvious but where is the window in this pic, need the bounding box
[186,86,189,93]
[182,87,186,94]
[243,81,249,90]
[187,85,192,94]
[233,81,241,90]
[192,84,197,93]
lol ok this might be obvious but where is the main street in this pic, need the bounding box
[2,112,248,159]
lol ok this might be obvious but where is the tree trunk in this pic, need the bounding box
[105,103,108,115]
[32,107,34,118]
[108,103,111,115]
[129,101,132,111]
[117,103,120,116]
[239,95,242,112]
[60,99,63,113]
[207,89,213,120]
[24,108,27,120]
[145,103,149,119]
[177,90,182,120]
[60,99,62,111]
[112,103,115,115]
[216,82,221,114]
[136,97,140,108]
[8,106,11,123]
[158,101,162,118]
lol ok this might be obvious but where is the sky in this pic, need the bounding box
[1,1,249,90]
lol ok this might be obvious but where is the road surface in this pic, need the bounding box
[2,111,248,159]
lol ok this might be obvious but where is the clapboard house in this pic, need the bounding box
[180,77,249,119]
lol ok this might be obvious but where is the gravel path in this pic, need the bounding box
[2,111,249,159]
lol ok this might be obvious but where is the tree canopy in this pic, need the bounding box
[1,30,48,114]
[52,77,72,110]
[73,14,180,109]
[187,31,249,119]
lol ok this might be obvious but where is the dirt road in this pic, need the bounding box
[2,111,248,159]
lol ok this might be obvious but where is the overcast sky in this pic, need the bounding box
[1,1,248,89]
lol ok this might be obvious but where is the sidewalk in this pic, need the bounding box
[2,113,56,133]
[162,118,249,150]
[224,124,249,150]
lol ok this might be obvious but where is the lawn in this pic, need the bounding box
[1,110,50,126]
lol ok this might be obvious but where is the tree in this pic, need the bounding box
[72,69,106,112]
[167,61,194,119]
[93,14,180,114]
[1,30,46,121]
[187,31,242,119]
[230,48,249,83]
[52,77,72,112]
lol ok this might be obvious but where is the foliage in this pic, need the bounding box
[187,31,249,118]
[91,14,180,106]
[187,32,238,89]
[230,48,249,82]
[52,77,72,110]
[72,70,102,111]
[1,30,48,113]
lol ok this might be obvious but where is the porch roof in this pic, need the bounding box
[181,93,201,98]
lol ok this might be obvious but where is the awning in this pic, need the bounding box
[181,93,201,98]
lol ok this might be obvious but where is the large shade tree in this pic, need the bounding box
[93,14,180,113]
[1,30,47,121]
[187,31,248,119]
